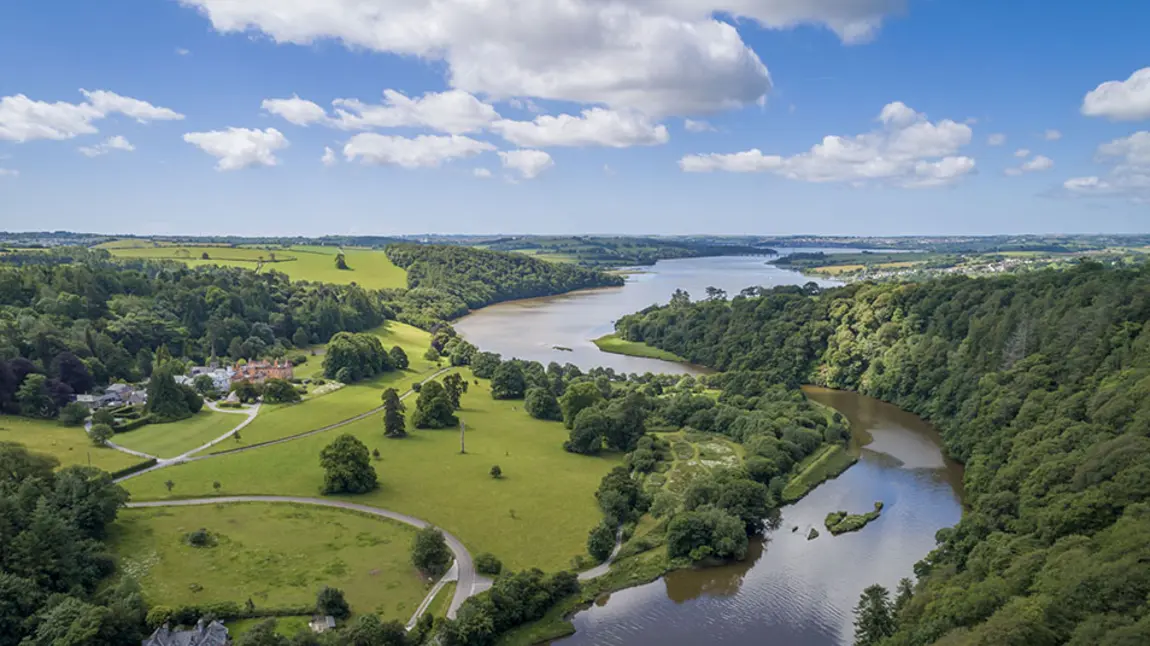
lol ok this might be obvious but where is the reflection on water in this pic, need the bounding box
[555,388,963,646]
[455,254,840,375]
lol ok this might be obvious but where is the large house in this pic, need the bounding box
[142,619,229,646]
[184,365,235,393]
[231,359,293,384]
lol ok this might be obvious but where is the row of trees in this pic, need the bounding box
[616,263,1150,645]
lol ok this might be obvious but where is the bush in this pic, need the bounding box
[90,423,114,446]
[475,553,503,576]
[91,407,115,426]
[587,522,616,563]
[490,465,502,479]
[113,414,156,432]
[316,586,351,620]
[412,527,452,577]
[145,605,173,629]
[58,401,89,426]
[186,528,214,547]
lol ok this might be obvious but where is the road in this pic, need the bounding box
[124,495,491,620]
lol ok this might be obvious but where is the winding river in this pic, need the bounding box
[457,255,965,646]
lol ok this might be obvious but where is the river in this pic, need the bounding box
[457,254,964,646]
[455,254,841,375]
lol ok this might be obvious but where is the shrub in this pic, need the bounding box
[58,401,89,426]
[490,465,502,479]
[412,527,452,577]
[587,522,616,563]
[145,605,173,629]
[475,553,503,576]
[90,423,114,446]
[186,528,214,547]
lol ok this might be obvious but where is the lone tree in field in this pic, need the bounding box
[90,423,114,447]
[319,434,378,495]
[382,387,406,438]
[316,586,351,620]
[389,346,409,370]
[442,373,469,409]
[490,465,502,479]
[335,252,350,270]
[411,380,458,429]
[411,527,452,578]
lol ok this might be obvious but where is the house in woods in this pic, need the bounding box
[141,619,229,646]
[188,365,235,392]
[231,359,293,384]
[309,615,337,633]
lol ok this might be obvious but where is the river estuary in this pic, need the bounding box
[457,255,965,646]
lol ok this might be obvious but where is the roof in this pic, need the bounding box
[141,620,229,646]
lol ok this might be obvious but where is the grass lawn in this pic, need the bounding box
[227,616,311,639]
[425,581,457,619]
[781,444,858,503]
[0,415,145,473]
[114,411,243,459]
[204,322,438,454]
[107,243,408,290]
[592,334,685,362]
[111,503,428,621]
[126,372,622,572]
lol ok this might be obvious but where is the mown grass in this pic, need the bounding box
[227,616,311,639]
[425,581,457,619]
[114,411,243,459]
[592,334,685,362]
[107,243,408,290]
[781,443,857,503]
[125,372,621,572]
[0,414,145,472]
[110,503,427,621]
[204,321,438,453]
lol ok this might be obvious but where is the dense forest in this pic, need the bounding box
[385,242,623,308]
[616,264,1150,644]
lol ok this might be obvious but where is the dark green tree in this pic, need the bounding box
[587,522,616,563]
[319,434,378,495]
[411,527,452,577]
[57,402,89,426]
[490,362,526,400]
[853,584,896,646]
[564,407,607,455]
[262,378,301,403]
[443,373,469,409]
[389,345,409,370]
[471,352,501,379]
[316,586,351,620]
[524,387,561,421]
[411,381,458,429]
[382,387,406,438]
[559,382,603,429]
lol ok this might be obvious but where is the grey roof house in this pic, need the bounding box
[141,619,229,646]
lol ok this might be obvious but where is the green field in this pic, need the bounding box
[106,243,408,290]
[0,415,146,473]
[781,444,858,503]
[204,322,438,453]
[111,503,427,621]
[227,616,311,639]
[114,411,244,459]
[593,334,686,362]
[126,373,621,572]
[425,581,457,619]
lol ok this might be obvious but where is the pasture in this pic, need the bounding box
[0,415,145,472]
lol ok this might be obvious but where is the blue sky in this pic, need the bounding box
[0,0,1147,236]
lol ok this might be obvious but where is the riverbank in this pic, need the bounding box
[592,333,686,362]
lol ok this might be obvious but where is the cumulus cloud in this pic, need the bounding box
[1062,131,1150,200]
[987,133,1006,146]
[176,48,191,56]
[680,101,975,188]
[684,119,715,133]
[178,0,920,116]
[473,167,493,178]
[262,95,329,126]
[0,90,183,142]
[492,108,668,148]
[78,135,135,157]
[321,146,338,166]
[343,133,495,168]
[1005,154,1053,176]
[183,127,289,170]
[499,149,554,179]
[1082,67,1150,121]
[1043,129,1062,141]
[1014,148,1030,158]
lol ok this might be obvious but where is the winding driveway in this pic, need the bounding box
[125,495,491,622]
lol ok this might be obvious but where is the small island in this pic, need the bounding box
[824,502,884,535]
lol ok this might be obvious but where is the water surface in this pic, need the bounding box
[555,387,963,646]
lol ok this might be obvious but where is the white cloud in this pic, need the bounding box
[262,95,329,126]
[321,146,338,166]
[332,90,500,134]
[1014,148,1030,158]
[492,108,668,148]
[684,119,715,133]
[1062,131,1150,200]
[180,0,858,116]
[1021,155,1053,171]
[473,167,493,178]
[183,127,289,170]
[508,98,543,113]
[343,133,494,168]
[79,90,184,123]
[1043,129,1062,141]
[680,101,975,187]
[499,149,554,179]
[987,133,1006,146]
[176,48,191,56]
[1082,67,1150,121]
[78,135,135,157]
[0,90,182,142]
[0,168,17,178]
